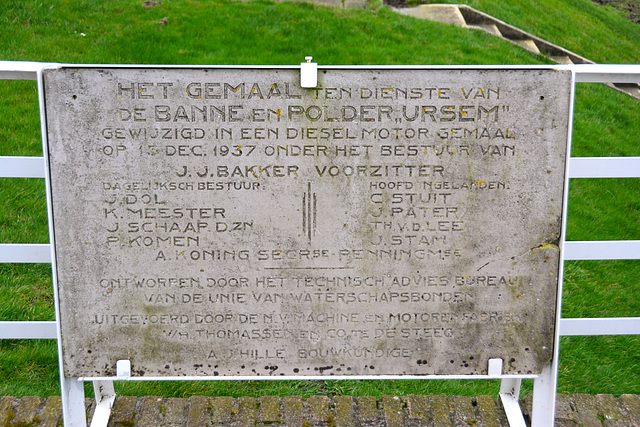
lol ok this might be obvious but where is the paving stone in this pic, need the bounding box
[4,393,640,426]
[258,396,281,423]
[134,396,164,427]
[37,396,63,427]
[451,395,476,426]
[429,395,453,427]
[553,393,579,426]
[475,395,503,427]
[306,395,330,425]
[333,395,355,427]
[236,396,257,427]
[0,396,16,425]
[187,396,212,426]
[211,396,234,424]
[571,394,603,427]
[356,395,380,423]
[12,396,45,426]
[595,394,629,427]
[382,395,404,427]
[404,395,429,422]
[109,395,138,426]
[618,394,640,424]
[164,397,188,426]
[282,396,304,426]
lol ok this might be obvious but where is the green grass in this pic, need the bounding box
[456,0,640,64]
[0,0,639,400]
[0,0,541,66]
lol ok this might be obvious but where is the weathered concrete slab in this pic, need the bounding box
[44,67,571,378]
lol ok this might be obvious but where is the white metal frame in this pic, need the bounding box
[1,61,639,426]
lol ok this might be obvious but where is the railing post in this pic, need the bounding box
[62,377,87,427]
[530,362,557,426]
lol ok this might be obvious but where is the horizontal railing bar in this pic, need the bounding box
[1,242,637,268]
[560,318,640,336]
[0,61,638,80]
[0,244,51,263]
[7,320,640,340]
[0,321,57,339]
[0,156,46,178]
[573,64,640,83]
[564,241,640,260]
[568,157,640,178]
[2,156,638,180]
[0,61,46,80]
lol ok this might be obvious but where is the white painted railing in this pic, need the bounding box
[0,61,638,427]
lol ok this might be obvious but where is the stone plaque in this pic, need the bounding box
[44,67,571,378]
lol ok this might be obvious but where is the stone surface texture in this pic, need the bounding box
[2,394,640,426]
[45,67,571,379]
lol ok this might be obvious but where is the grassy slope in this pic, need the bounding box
[459,0,640,63]
[0,0,639,398]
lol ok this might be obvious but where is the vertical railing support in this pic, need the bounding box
[499,378,526,427]
[530,363,558,426]
[90,380,116,427]
[62,377,87,427]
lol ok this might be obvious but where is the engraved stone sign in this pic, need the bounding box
[44,67,571,378]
